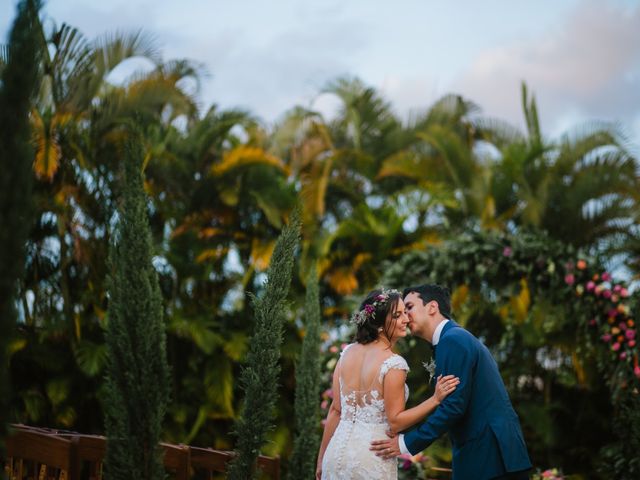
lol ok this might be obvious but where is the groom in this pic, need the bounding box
[371,284,531,480]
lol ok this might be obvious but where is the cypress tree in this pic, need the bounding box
[287,266,322,480]
[103,135,170,480]
[227,208,301,480]
[0,0,41,457]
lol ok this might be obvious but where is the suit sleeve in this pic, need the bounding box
[403,334,475,454]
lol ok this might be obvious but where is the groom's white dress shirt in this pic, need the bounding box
[398,319,449,455]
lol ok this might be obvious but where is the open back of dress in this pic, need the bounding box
[321,344,409,480]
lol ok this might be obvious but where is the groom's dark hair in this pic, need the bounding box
[403,284,452,319]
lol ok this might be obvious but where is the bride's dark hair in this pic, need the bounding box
[354,289,401,344]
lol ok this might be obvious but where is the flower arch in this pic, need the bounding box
[383,230,639,392]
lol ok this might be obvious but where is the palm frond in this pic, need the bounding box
[521,82,541,144]
[211,146,287,176]
[473,117,526,147]
[91,29,161,75]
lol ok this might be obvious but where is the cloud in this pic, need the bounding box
[453,0,640,139]
[194,18,369,123]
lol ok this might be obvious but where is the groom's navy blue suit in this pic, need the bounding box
[403,320,531,480]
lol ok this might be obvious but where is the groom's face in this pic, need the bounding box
[404,292,428,333]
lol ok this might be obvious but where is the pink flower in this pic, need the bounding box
[564,274,575,286]
[625,329,635,340]
[609,309,619,318]
[586,281,596,291]
[611,294,620,303]
[614,285,622,293]
[620,288,629,298]
[602,334,612,342]
[603,289,612,299]
[635,366,640,378]
[323,388,333,399]
[612,342,621,351]
[589,319,597,326]
[364,304,375,314]
[321,400,328,409]
[619,322,628,331]
[503,246,513,257]
[620,352,627,360]
[329,345,338,353]
[628,340,636,348]
[601,272,612,282]
[341,343,348,350]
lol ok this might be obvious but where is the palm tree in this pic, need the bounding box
[480,83,639,254]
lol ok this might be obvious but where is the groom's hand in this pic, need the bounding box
[370,436,401,460]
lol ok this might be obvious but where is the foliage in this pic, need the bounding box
[598,391,640,479]
[287,266,323,480]
[227,208,301,480]
[0,0,42,457]
[103,135,170,480]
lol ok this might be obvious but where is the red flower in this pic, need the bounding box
[577,260,587,270]
[564,274,575,286]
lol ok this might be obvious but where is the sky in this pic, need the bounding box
[2,0,640,148]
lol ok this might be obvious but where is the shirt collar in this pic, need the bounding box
[432,319,449,346]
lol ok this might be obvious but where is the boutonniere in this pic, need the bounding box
[422,358,436,384]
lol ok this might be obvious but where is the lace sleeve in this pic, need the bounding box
[379,355,410,383]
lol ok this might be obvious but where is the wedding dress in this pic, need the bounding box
[321,344,410,480]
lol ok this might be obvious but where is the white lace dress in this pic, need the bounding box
[321,345,410,480]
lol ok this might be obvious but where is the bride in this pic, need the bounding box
[316,288,459,480]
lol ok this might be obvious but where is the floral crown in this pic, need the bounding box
[350,288,401,326]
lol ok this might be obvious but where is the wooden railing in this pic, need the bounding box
[3,424,280,479]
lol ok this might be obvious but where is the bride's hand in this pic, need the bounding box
[316,460,322,479]
[434,374,460,403]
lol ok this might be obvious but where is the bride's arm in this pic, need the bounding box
[384,372,459,434]
[316,360,342,478]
